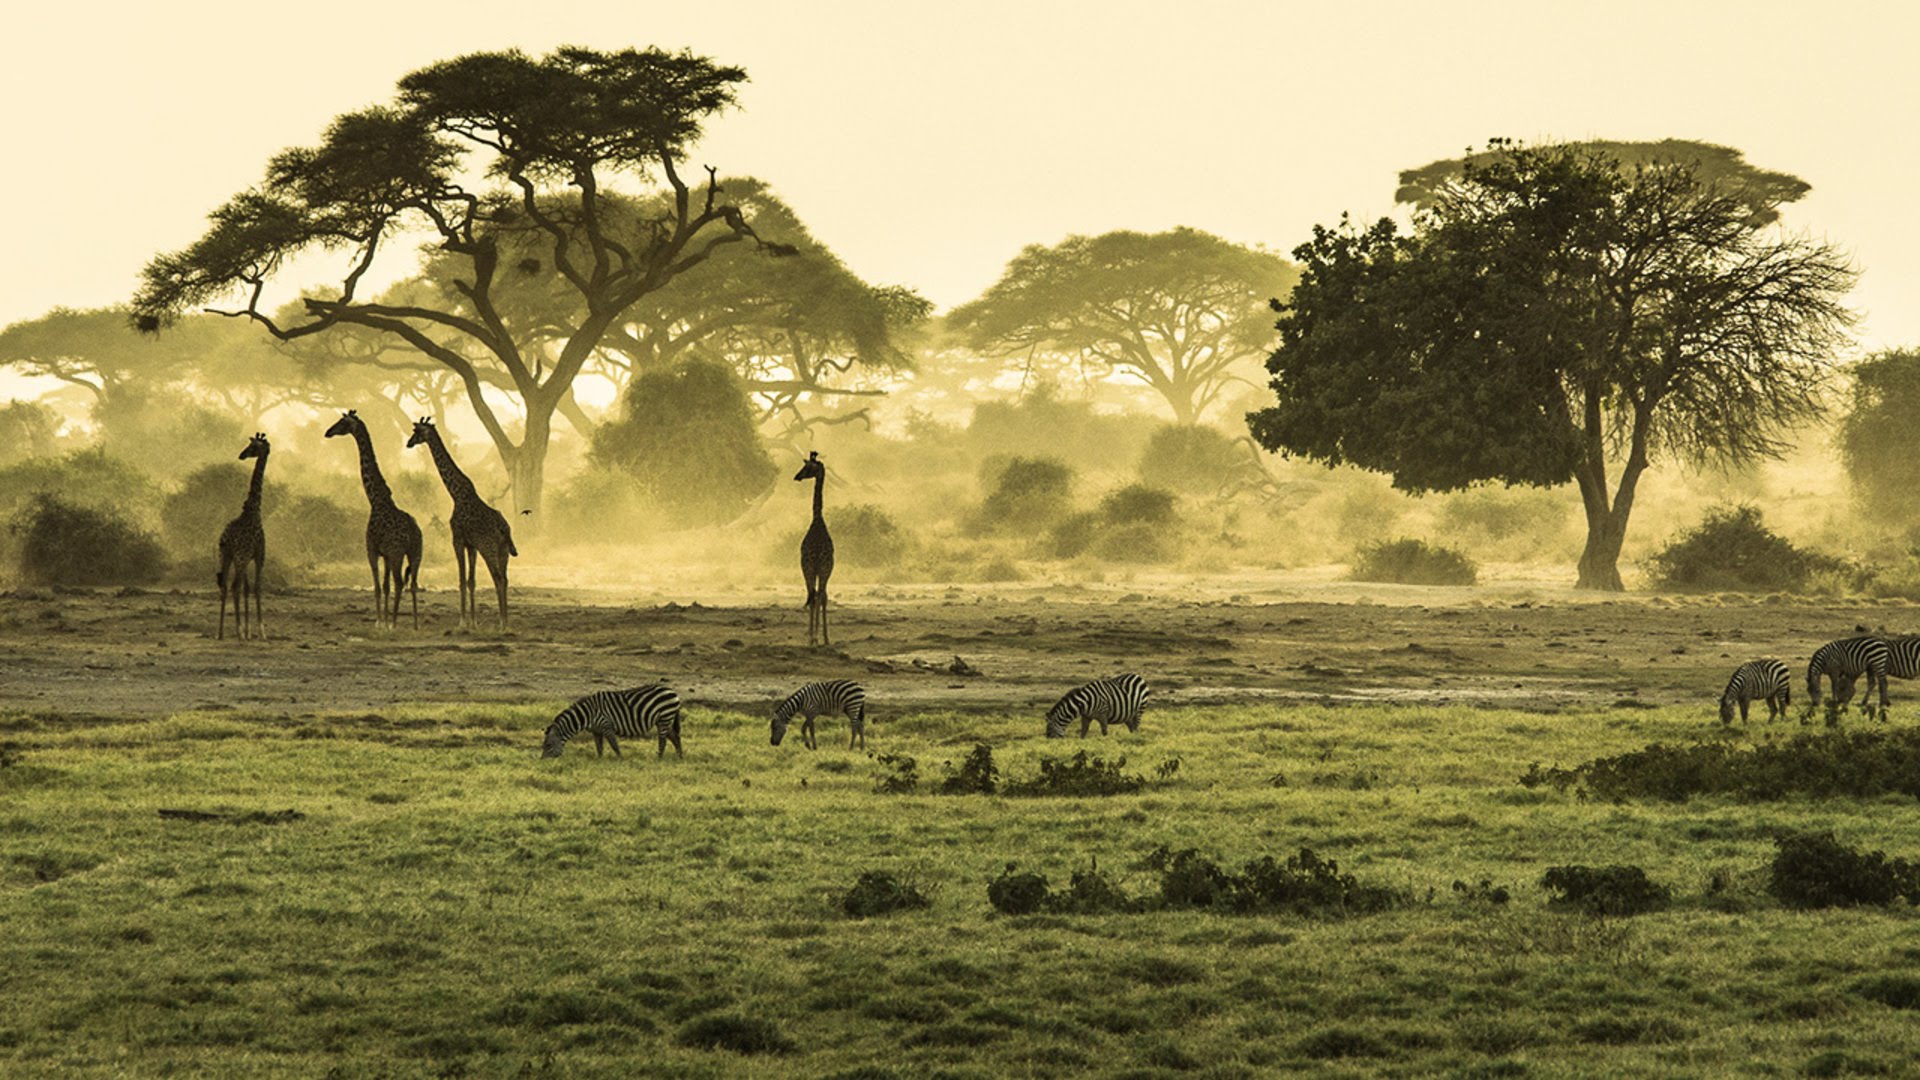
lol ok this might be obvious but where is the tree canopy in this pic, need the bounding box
[1838,348,1920,526]
[1251,140,1854,590]
[949,228,1297,424]
[132,45,784,515]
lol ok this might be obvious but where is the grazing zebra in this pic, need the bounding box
[1044,673,1149,738]
[1719,659,1791,725]
[1806,636,1890,718]
[770,680,868,750]
[1881,634,1920,681]
[542,686,683,758]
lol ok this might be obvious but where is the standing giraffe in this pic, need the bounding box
[324,410,422,629]
[216,433,270,641]
[795,451,835,646]
[407,418,517,630]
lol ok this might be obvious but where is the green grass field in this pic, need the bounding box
[4,702,1919,1078]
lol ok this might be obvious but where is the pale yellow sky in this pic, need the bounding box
[2,0,1914,351]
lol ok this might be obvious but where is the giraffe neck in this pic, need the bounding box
[242,450,268,517]
[812,471,825,522]
[424,428,477,505]
[349,425,396,507]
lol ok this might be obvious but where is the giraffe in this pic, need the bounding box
[324,410,422,629]
[407,417,517,631]
[216,432,270,641]
[795,451,835,646]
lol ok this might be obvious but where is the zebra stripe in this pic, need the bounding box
[1719,659,1791,725]
[771,680,867,750]
[1045,673,1149,738]
[1881,635,1920,680]
[542,686,683,758]
[1806,636,1890,714]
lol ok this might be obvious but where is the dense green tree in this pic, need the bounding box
[1250,140,1854,590]
[589,359,777,526]
[949,228,1298,424]
[132,46,784,516]
[1837,348,1920,525]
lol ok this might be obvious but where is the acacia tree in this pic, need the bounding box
[132,46,785,515]
[1249,140,1854,590]
[1838,348,1920,525]
[948,228,1298,424]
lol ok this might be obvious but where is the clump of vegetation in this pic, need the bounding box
[1048,483,1181,561]
[1137,423,1248,496]
[831,504,912,568]
[1541,865,1672,916]
[986,862,1136,916]
[872,753,919,794]
[13,494,166,586]
[971,456,1075,533]
[1648,505,1856,593]
[675,1013,796,1055]
[1140,846,1403,916]
[1100,483,1178,526]
[1767,832,1920,910]
[1519,730,1920,802]
[936,744,998,795]
[590,359,778,527]
[1350,538,1478,586]
[160,463,252,557]
[1850,975,1920,1011]
[1437,485,1571,552]
[268,493,362,566]
[1003,751,1147,797]
[840,870,932,918]
[0,448,160,522]
[1452,879,1512,906]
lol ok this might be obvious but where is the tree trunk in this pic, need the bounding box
[507,407,553,523]
[1575,514,1628,591]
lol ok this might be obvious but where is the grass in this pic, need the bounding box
[3,700,1920,1076]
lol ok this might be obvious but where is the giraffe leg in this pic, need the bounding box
[409,557,420,631]
[370,555,386,628]
[217,560,230,641]
[481,548,509,632]
[234,565,248,640]
[820,579,830,646]
[253,557,266,640]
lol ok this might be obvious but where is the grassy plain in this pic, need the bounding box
[5,584,1920,1077]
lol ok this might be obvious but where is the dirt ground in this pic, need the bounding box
[6,573,1916,723]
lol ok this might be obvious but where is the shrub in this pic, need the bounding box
[1100,484,1178,526]
[590,359,777,527]
[1768,832,1920,910]
[872,753,919,794]
[0,447,159,521]
[1003,751,1147,797]
[1090,522,1177,564]
[987,865,1053,916]
[832,504,912,568]
[936,744,998,795]
[1141,846,1403,916]
[972,456,1075,532]
[1649,505,1855,593]
[675,1013,796,1055]
[1350,538,1478,586]
[1048,511,1101,558]
[840,871,931,918]
[1138,423,1247,496]
[13,494,166,586]
[966,382,1152,472]
[160,463,252,556]
[267,493,363,566]
[1541,865,1672,916]
[1519,730,1920,802]
[985,862,1134,916]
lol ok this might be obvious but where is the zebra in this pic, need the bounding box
[542,686,683,758]
[1805,636,1890,720]
[1044,673,1149,738]
[1880,634,1920,681]
[1719,659,1791,725]
[771,680,868,750]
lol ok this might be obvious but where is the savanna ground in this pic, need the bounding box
[5,576,1920,1078]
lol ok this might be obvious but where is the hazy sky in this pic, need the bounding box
[3,0,1915,350]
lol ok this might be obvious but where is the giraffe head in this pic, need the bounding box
[793,450,824,482]
[406,417,436,449]
[323,410,362,439]
[238,432,270,460]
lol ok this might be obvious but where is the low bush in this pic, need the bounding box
[985,862,1135,916]
[936,744,998,795]
[1141,846,1402,916]
[872,754,919,795]
[1768,832,1920,910]
[1003,751,1147,797]
[971,456,1075,534]
[160,463,252,556]
[1090,522,1176,564]
[1649,505,1857,593]
[1519,730,1920,803]
[840,871,932,918]
[1541,865,1672,916]
[1350,538,1478,586]
[832,505,912,568]
[1137,423,1247,496]
[986,865,1054,916]
[13,494,166,586]
[268,493,363,566]
[1099,484,1178,527]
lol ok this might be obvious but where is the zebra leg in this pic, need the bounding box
[1739,699,1750,725]
[593,732,605,756]
[606,734,622,757]
[1080,716,1091,738]
[804,717,816,751]
[670,726,683,757]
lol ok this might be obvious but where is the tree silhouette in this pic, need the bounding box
[132,46,786,516]
[949,228,1297,425]
[1250,140,1854,590]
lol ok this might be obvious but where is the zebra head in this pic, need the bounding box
[541,723,567,758]
[770,708,792,747]
[1718,694,1736,726]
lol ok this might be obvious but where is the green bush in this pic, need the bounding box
[936,744,999,795]
[823,504,911,569]
[1350,538,1478,586]
[1649,505,1854,593]
[1519,730,1920,803]
[1137,423,1247,496]
[590,359,778,527]
[972,456,1075,533]
[985,862,1135,916]
[1003,751,1147,797]
[1045,486,1179,562]
[1768,832,1920,910]
[1100,483,1178,526]
[268,493,363,566]
[840,870,932,918]
[13,494,166,586]
[1142,846,1403,916]
[0,448,159,521]
[161,463,252,557]
[1047,511,1101,558]
[1091,522,1177,564]
[1541,864,1672,916]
